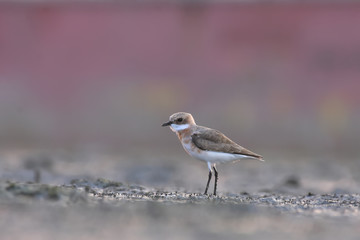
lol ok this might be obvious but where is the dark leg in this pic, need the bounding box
[213,166,218,196]
[204,170,212,195]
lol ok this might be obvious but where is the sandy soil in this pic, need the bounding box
[0,149,359,240]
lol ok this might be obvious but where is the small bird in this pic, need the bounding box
[162,112,263,195]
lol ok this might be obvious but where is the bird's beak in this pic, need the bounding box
[162,121,172,127]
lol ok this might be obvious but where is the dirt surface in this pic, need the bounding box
[1,178,360,240]
[2,179,360,214]
[0,150,359,240]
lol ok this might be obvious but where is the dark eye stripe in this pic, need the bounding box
[178,118,183,122]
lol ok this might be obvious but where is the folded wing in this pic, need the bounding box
[191,127,263,160]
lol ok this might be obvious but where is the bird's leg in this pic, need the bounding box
[213,165,218,196]
[204,170,212,195]
[204,162,212,195]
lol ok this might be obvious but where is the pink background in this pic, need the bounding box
[0,3,359,157]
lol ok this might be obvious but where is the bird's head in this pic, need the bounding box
[162,112,196,132]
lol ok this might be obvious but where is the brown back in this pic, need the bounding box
[191,126,262,159]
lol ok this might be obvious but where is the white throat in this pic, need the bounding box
[170,124,190,132]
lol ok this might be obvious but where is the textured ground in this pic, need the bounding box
[1,179,360,240]
[0,150,359,240]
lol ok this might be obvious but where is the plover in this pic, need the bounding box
[162,112,263,195]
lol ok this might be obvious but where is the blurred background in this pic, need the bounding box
[0,1,359,193]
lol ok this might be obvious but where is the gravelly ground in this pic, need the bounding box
[0,150,359,240]
[2,179,360,216]
[0,179,360,240]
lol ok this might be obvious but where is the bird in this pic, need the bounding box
[162,112,263,195]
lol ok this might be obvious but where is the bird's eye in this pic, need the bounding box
[178,118,183,122]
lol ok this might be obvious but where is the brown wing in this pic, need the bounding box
[191,127,262,159]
